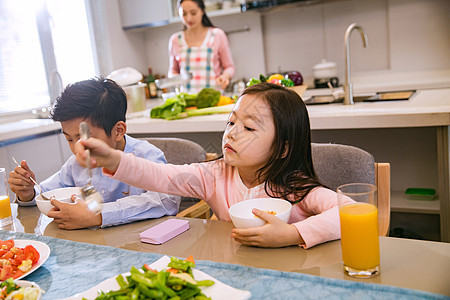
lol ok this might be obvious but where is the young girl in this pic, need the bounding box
[168,0,235,93]
[74,83,352,248]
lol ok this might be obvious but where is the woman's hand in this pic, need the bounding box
[74,138,121,173]
[231,208,304,248]
[216,74,231,90]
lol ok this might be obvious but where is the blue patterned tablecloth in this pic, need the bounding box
[0,230,447,300]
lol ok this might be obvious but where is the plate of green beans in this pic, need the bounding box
[63,255,251,300]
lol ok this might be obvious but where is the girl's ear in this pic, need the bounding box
[113,121,127,141]
[281,140,289,159]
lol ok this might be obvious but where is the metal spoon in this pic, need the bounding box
[79,122,103,214]
[12,156,50,201]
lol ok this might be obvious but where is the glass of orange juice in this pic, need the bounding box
[337,183,379,278]
[0,168,13,227]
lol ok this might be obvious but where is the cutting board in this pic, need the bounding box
[288,84,308,97]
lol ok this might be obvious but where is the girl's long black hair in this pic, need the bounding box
[242,83,324,203]
[178,0,214,28]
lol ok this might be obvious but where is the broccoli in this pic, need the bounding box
[195,88,221,108]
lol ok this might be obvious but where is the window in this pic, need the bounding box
[0,0,98,115]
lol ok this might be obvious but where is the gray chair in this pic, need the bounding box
[142,137,206,165]
[312,143,391,236]
[141,137,211,218]
[311,143,375,191]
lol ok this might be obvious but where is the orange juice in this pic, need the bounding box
[339,202,380,270]
[0,195,12,219]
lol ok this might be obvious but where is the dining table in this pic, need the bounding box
[1,203,449,299]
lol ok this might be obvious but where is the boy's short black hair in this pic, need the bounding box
[51,77,127,136]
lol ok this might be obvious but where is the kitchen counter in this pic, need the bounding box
[123,88,450,135]
[1,88,449,141]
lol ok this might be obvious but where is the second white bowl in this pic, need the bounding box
[36,187,81,216]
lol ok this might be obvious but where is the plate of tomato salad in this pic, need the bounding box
[0,239,50,281]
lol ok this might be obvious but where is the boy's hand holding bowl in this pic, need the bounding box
[35,187,81,216]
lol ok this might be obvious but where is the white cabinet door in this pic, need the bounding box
[119,0,171,29]
[5,133,65,185]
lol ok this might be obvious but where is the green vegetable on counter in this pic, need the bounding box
[280,78,295,87]
[195,88,221,108]
[150,95,186,120]
[259,74,267,82]
[150,88,230,120]
[178,92,198,107]
[246,78,261,87]
[167,105,233,120]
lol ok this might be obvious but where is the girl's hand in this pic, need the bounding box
[74,138,121,173]
[231,208,304,248]
[216,74,231,90]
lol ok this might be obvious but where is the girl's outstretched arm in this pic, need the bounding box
[230,209,305,248]
[74,138,122,173]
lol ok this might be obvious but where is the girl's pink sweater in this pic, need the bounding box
[110,153,353,248]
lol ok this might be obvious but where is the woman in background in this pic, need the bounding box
[168,0,235,93]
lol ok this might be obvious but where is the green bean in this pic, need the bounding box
[130,286,140,300]
[166,277,187,286]
[168,257,195,271]
[194,295,212,300]
[144,270,158,279]
[178,286,202,300]
[130,273,156,288]
[154,280,177,297]
[130,266,141,275]
[138,283,164,298]
[196,280,215,287]
[116,274,128,288]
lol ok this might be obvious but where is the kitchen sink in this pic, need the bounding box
[303,90,415,105]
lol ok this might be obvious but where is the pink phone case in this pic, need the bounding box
[140,219,189,244]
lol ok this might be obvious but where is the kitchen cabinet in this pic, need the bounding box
[0,131,71,200]
[119,0,242,30]
[118,0,172,29]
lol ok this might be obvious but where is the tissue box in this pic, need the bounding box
[140,219,189,244]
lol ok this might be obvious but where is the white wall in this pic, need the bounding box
[103,0,450,85]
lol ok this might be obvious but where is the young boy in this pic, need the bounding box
[8,77,180,230]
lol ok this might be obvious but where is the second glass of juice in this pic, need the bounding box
[0,168,13,227]
[337,183,379,278]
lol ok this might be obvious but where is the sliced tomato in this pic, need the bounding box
[1,251,14,260]
[12,269,24,279]
[0,264,13,281]
[0,239,14,250]
[24,245,40,264]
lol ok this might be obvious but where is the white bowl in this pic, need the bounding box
[36,187,81,216]
[229,198,292,229]
[11,280,43,300]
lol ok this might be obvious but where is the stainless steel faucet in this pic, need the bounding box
[344,23,368,105]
